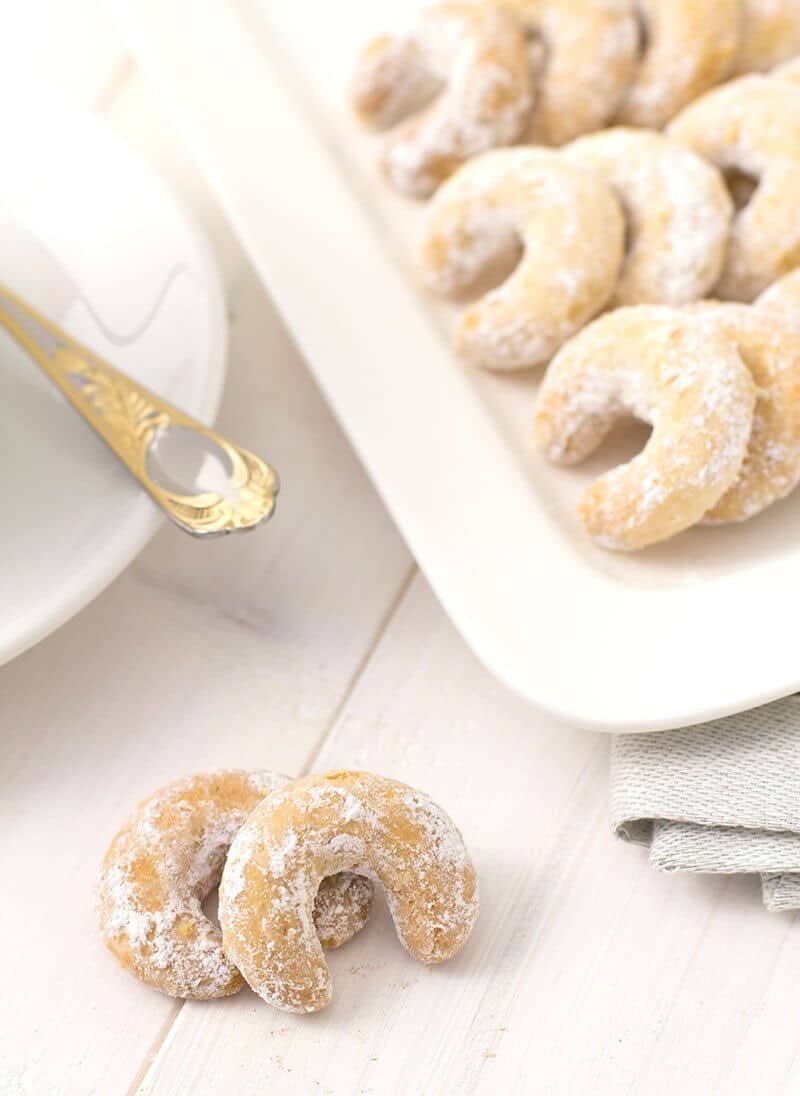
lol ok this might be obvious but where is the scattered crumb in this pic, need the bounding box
[349,961,387,977]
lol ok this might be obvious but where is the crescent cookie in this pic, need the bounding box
[773,55,800,84]
[98,771,374,1000]
[618,0,741,128]
[687,303,800,523]
[496,0,640,146]
[757,269,800,336]
[667,75,800,302]
[734,0,800,73]
[352,3,533,198]
[219,771,479,1014]
[533,307,756,550]
[563,128,732,307]
[418,147,625,370]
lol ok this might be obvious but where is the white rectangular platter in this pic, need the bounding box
[115,0,800,732]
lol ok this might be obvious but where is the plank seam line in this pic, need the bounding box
[93,54,138,113]
[297,561,418,777]
[126,1001,182,1096]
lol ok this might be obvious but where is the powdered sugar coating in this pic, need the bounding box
[533,307,756,550]
[564,128,733,307]
[757,268,800,336]
[419,146,624,369]
[667,75,800,301]
[496,0,639,145]
[774,55,800,85]
[97,771,373,1000]
[618,0,741,128]
[352,3,533,198]
[219,771,479,1014]
[687,303,800,523]
[735,0,800,74]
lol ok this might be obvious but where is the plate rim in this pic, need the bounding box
[0,94,228,667]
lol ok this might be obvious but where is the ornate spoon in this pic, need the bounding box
[0,281,278,536]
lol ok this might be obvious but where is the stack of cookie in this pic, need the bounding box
[98,769,478,1014]
[353,1,800,198]
[352,3,800,550]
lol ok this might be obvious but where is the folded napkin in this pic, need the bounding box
[610,695,800,911]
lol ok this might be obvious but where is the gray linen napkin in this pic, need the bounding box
[610,694,800,911]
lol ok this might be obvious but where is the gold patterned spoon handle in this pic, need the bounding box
[0,281,278,537]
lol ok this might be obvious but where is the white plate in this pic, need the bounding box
[116,0,800,733]
[0,92,226,666]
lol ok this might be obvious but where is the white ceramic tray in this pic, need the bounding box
[116,0,800,732]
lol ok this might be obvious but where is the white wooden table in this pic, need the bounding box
[3,6,800,1093]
